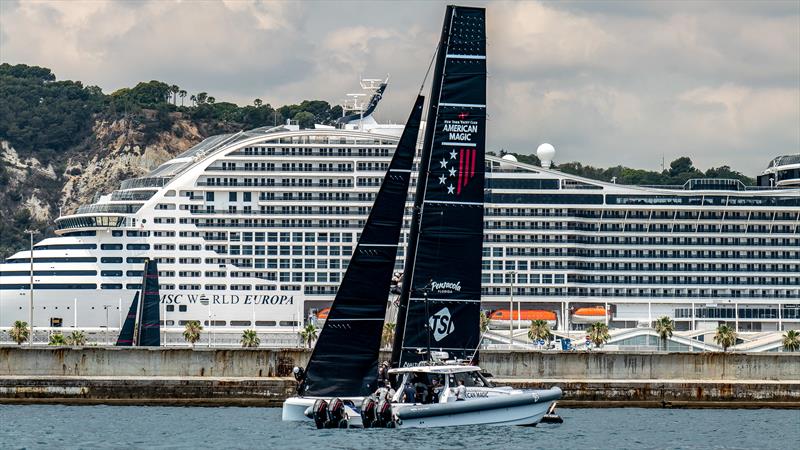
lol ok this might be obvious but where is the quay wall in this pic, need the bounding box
[2,348,798,407]
[2,348,798,380]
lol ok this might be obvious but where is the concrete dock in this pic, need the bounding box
[1,348,798,407]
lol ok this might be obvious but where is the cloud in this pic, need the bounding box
[0,0,797,175]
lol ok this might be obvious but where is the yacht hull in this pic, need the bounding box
[392,388,561,429]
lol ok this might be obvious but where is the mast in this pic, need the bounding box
[393,5,487,367]
[391,5,455,368]
[300,95,425,397]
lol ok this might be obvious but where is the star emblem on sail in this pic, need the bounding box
[438,148,477,195]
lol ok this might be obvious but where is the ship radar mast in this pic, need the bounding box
[338,75,390,130]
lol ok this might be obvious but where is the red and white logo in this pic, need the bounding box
[437,148,477,195]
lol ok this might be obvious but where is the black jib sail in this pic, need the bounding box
[300,95,425,397]
[115,291,139,346]
[392,5,486,367]
[138,258,161,346]
[115,259,160,346]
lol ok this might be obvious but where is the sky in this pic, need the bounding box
[1,0,798,175]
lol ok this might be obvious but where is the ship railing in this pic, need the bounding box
[120,176,171,189]
[76,204,143,214]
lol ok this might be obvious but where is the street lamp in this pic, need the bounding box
[508,270,516,347]
[199,295,211,347]
[24,229,34,346]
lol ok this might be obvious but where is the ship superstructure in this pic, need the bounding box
[1,88,798,346]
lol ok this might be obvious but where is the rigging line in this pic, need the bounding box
[418,44,439,95]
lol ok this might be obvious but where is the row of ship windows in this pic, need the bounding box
[237,146,393,156]
[674,307,800,319]
[489,235,800,246]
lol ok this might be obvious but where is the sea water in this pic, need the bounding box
[1,405,798,449]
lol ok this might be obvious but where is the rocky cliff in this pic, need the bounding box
[0,112,236,257]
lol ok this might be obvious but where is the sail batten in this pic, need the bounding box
[300,95,425,397]
[393,5,486,367]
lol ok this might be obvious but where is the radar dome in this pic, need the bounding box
[499,153,518,170]
[536,143,555,168]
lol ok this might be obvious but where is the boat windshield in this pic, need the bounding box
[448,371,494,388]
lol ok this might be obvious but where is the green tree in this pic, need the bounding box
[669,157,695,177]
[479,311,490,334]
[66,330,87,346]
[654,316,675,351]
[714,324,737,352]
[170,84,180,104]
[293,111,316,129]
[207,96,215,104]
[179,89,187,106]
[183,320,203,347]
[300,323,318,348]
[527,319,552,344]
[782,330,800,352]
[587,322,610,348]
[195,92,208,104]
[254,98,263,107]
[381,322,396,349]
[240,329,260,348]
[10,320,29,345]
[190,94,197,106]
[48,333,67,346]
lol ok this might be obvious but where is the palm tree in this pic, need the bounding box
[49,333,67,346]
[479,311,490,334]
[179,90,187,106]
[196,92,207,104]
[528,319,552,344]
[207,96,215,104]
[782,330,800,352]
[170,85,180,104]
[654,316,675,351]
[66,330,87,346]
[190,94,197,106]
[587,322,610,348]
[241,329,260,348]
[254,98,263,107]
[381,323,396,349]
[714,324,737,352]
[300,323,318,349]
[183,321,203,347]
[10,320,29,345]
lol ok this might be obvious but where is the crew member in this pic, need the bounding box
[455,379,466,401]
[429,378,443,403]
[402,382,416,404]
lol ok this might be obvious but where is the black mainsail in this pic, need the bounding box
[392,5,486,367]
[115,292,139,346]
[115,259,160,346]
[300,96,425,397]
[138,259,161,346]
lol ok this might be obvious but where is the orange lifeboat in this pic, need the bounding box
[316,307,331,321]
[571,306,607,324]
[488,310,558,328]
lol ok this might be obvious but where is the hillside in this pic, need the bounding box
[0,63,755,258]
[0,64,342,257]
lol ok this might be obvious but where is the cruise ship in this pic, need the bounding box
[1,83,798,347]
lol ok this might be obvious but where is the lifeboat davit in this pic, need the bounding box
[489,310,557,329]
[571,306,607,324]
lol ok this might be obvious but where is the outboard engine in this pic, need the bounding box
[360,397,377,428]
[327,397,349,428]
[312,399,328,429]
[375,399,394,428]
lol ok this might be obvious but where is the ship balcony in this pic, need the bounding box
[54,214,127,233]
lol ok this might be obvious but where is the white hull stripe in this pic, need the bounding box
[439,102,486,108]
[442,142,477,147]
[446,54,486,60]
[424,200,484,206]
[359,244,399,247]
[401,346,480,351]
[389,169,412,173]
